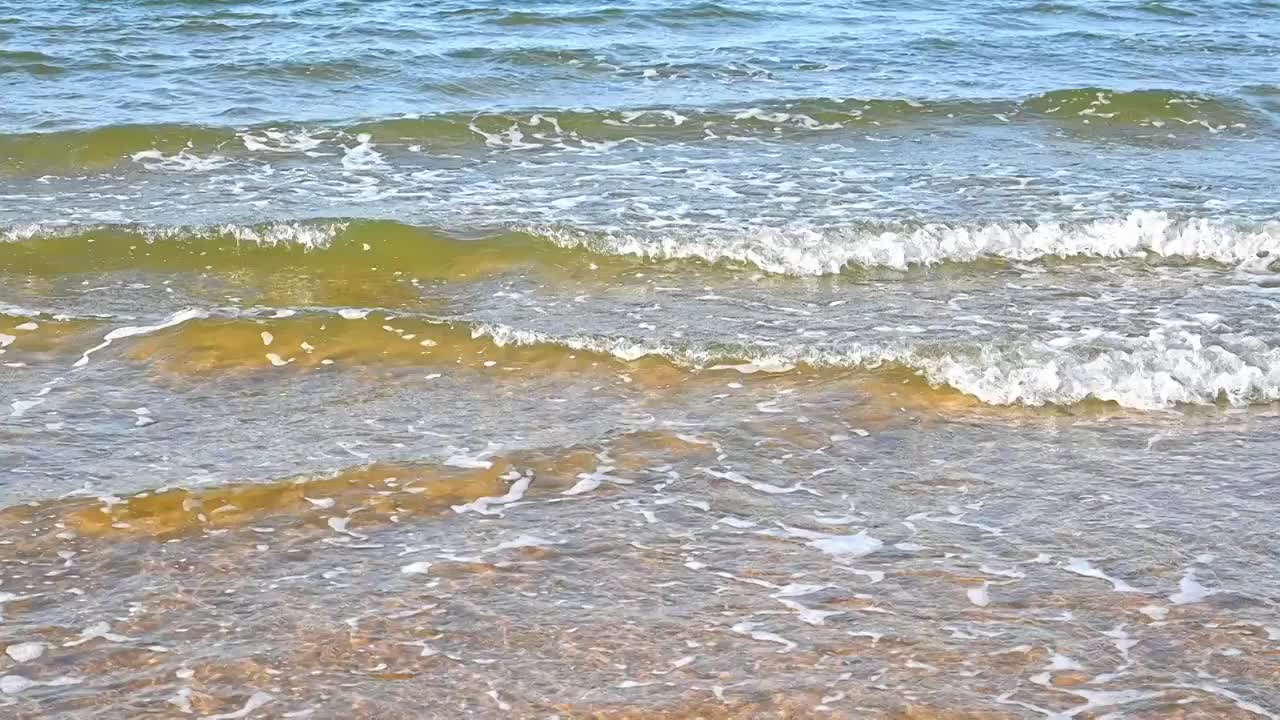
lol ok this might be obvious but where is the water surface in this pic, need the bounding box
[2,1,1280,717]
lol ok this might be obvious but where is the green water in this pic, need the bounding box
[2,2,1280,718]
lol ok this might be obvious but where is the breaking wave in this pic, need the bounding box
[472,322,1280,410]
[36,304,1280,410]
[0,88,1259,173]
[3,212,1278,276]
[541,212,1280,274]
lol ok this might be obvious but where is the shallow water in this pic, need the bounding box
[2,1,1280,718]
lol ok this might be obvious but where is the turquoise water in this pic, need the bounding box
[2,2,1280,718]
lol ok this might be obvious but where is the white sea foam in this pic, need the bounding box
[1,223,74,242]
[540,212,1280,274]
[703,467,817,496]
[913,327,1280,410]
[472,323,701,364]
[214,222,345,249]
[730,621,796,653]
[340,133,385,170]
[4,642,44,663]
[201,691,273,720]
[400,561,432,575]
[0,221,347,249]
[130,148,230,172]
[238,128,327,153]
[1169,569,1217,605]
[1063,558,1141,592]
[469,321,1280,410]
[452,472,532,515]
[485,534,561,553]
[6,213,1276,277]
[911,338,1242,409]
[780,525,884,558]
[1,674,82,695]
[74,308,207,368]
[468,122,541,150]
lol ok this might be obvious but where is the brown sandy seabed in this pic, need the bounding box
[2,309,1279,719]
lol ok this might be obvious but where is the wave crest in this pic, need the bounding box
[542,212,1280,274]
[0,88,1260,174]
[471,322,1280,410]
[912,329,1280,409]
[3,213,1278,276]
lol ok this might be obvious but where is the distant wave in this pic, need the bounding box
[3,212,1277,276]
[485,3,769,27]
[0,49,63,76]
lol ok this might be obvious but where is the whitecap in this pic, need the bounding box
[536,211,1280,275]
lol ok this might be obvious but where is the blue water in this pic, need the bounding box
[3,0,1279,128]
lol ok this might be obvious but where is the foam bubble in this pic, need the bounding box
[238,128,326,153]
[340,134,385,170]
[1063,558,1141,593]
[202,691,273,720]
[4,642,44,663]
[400,561,432,575]
[730,622,796,653]
[1,674,82,695]
[452,472,532,515]
[1169,569,1216,605]
[781,525,884,558]
[703,467,816,496]
[967,583,991,607]
[130,148,230,172]
[485,534,560,553]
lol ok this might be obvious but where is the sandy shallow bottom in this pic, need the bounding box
[3,398,1279,718]
[4,265,1280,719]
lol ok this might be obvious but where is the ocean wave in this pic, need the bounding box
[0,89,1259,173]
[347,89,1257,142]
[0,124,233,174]
[911,329,1280,409]
[471,322,1280,410]
[540,212,1280,273]
[485,3,767,27]
[0,220,349,248]
[494,8,628,27]
[0,220,610,282]
[0,49,63,76]
[473,323,706,365]
[3,213,1278,276]
[212,58,383,82]
[39,303,1280,410]
[1023,87,1244,131]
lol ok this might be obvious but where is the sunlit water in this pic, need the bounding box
[2,1,1280,717]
